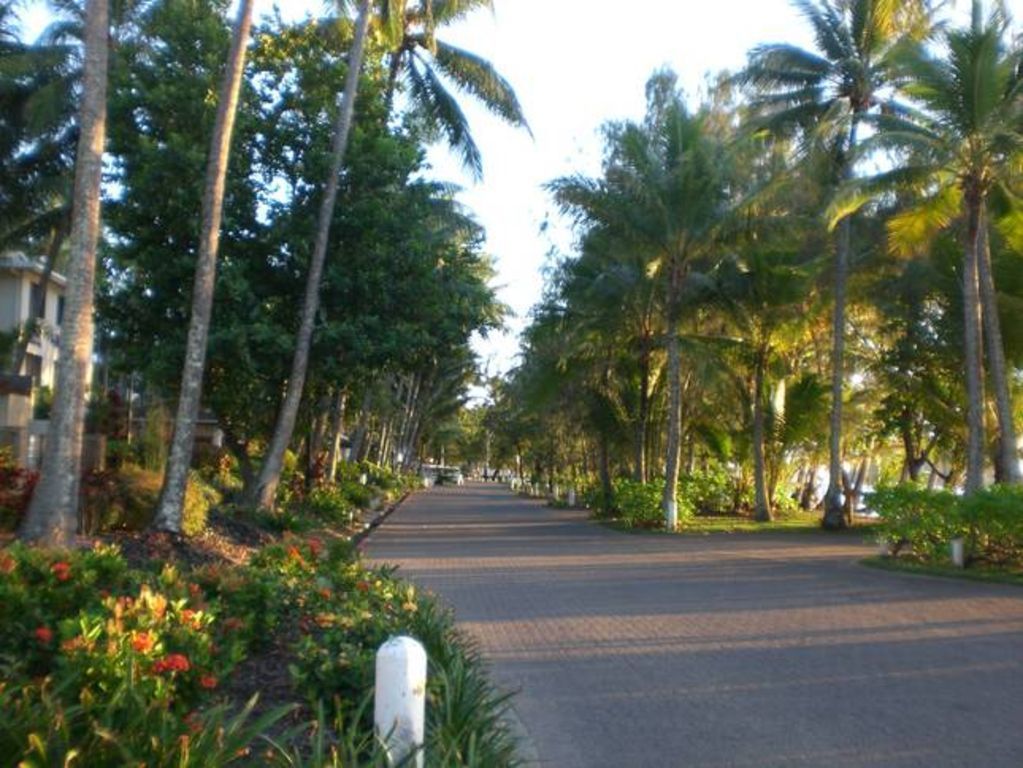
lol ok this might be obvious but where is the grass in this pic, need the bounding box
[862,555,1023,586]
[598,513,878,536]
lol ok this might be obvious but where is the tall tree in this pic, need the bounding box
[863,0,1023,489]
[18,0,108,545]
[740,0,932,527]
[551,71,731,529]
[152,0,255,533]
[250,0,374,509]
[380,0,529,177]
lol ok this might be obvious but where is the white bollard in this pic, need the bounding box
[553,484,560,501]
[359,472,369,486]
[375,636,427,768]
[950,537,965,568]
[567,487,576,507]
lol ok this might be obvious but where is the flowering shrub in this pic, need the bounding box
[0,531,517,765]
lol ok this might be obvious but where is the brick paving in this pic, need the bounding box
[366,483,1023,768]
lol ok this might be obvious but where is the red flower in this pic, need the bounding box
[153,653,191,674]
[132,632,154,654]
[199,675,218,690]
[306,537,323,557]
[0,553,15,574]
[35,626,53,644]
[51,561,72,582]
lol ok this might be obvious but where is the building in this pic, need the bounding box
[0,252,68,467]
[0,251,66,388]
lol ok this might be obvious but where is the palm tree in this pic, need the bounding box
[250,0,374,510]
[739,0,933,528]
[713,250,814,521]
[151,0,255,533]
[380,0,529,177]
[252,0,529,509]
[550,71,731,529]
[18,0,108,545]
[863,0,1023,490]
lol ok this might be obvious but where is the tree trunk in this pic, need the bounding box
[823,118,860,531]
[19,0,108,546]
[634,347,649,482]
[963,195,987,493]
[252,0,373,509]
[11,228,65,376]
[598,433,613,512]
[153,0,255,532]
[752,345,772,522]
[326,390,347,481]
[662,323,682,529]
[977,204,1019,484]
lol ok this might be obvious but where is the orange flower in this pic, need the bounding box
[199,675,218,690]
[180,609,200,628]
[61,636,87,653]
[132,632,154,654]
[355,580,371,593]
[153,653,191,674]
[286,545,303,562]
[50,561,72,582]
[0,553,16,574]
[35,626,53,644]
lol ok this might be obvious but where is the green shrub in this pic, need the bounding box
[611,478,694,530]
[183,471,222,537]
[958,485,1023,566]
[341,480,374,510]
[869,484,960,560]
[678,466,735,514]
[81,465,163,534]
[302,484,357,525]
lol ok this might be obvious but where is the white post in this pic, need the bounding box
[553,484,560,501]
[359,472,369,486]
[375,636,427,768]
[567,486,576,507]
[950,537,965,568]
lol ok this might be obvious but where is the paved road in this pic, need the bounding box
[367,483,1023,767]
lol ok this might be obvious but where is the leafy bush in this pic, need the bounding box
[958,485,1023,566]
[869,485,960,560]
[301,484,357,526]
[184,471,222,536]
[0,448,38,532]
[81,465,163,534]
[678,466,735,515]
[610,478,694,530]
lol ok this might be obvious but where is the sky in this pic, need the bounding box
[16,0,1023,380]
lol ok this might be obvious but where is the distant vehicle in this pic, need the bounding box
[420,464,464,486]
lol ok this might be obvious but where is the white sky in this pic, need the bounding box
[16,0,1023,379]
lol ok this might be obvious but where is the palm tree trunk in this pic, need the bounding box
[823,119,860,530]
[752,344,772,522]
[662,322,682,529]
[326,389,347,481]
[153,0,255,532]
[634,346,649,482]
[977,204,1019,484]
[963,195,987,493]
[252,0,373,510]
[18,0,108,546]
